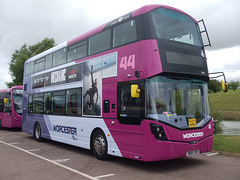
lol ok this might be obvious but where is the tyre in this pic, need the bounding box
[34,122,43,142]
[91,129,109,160]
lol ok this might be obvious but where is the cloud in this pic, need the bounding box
[207,46,240,81]
[188,0,240,50]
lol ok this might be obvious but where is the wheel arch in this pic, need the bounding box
[90,127,105,151]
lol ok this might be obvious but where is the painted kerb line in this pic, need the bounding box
[0,141,114,180]
[206,152,219,156]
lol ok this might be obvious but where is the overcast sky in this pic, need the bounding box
[1,0,239,89]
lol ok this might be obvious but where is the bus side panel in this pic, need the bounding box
[24,114,123,158]
[102,79,117,119]
[116,40,162,82]
[0,113,11,128]
[104,119,145,160]
[0,113,21,128]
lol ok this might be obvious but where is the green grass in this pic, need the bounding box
[209,89,240,120]
[213,135,240,155]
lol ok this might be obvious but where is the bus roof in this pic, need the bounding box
[0,85,23,93]
[68,4,196,45]
[25,4,196,64]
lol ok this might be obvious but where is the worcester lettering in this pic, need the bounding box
[53,125,77,135]
[183,132,204,139]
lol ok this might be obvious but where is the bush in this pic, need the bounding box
[211,109,224,134]
[208,79,222,93]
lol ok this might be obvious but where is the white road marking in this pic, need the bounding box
[27,149,40,152]
[206,152,219,156]
[9,142,20,145]
[0,140,114,180]
[94,174,115,179]
[53,158,70,163]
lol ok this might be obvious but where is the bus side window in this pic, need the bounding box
[0,99,3,112]
[46,54,53,69]
[53,48,67,67]
[44,93,52,114]
[66,88,82,116]
[0,93,4,112]
[35,58,45,73]
[52,91,66,115]
[4,93,12,113]
[113,20,137,47]
[120,86,130,112]
[68,41,87,62]
[25,61,34,75]
[28,95,33,113]
[89,30,111,55]
[33,94,44,114]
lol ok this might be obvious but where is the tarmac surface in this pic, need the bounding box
[0,128,240,180]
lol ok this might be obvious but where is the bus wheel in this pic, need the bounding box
[0,119,2,129]
[91,130,109,160]
[34,122,43,142]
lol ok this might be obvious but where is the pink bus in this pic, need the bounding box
[0,86,23,128]
[22,5,213,161]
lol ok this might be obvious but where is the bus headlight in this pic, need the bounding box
[150,123,167,141]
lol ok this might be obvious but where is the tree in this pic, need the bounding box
[6,38,56,88]
[228,81,239,91]
[208,79,222,93]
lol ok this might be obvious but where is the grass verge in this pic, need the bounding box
[213,135,240,156]
[209,89,240,120]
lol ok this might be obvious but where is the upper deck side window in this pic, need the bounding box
[53,48,67,67]
[25,61,34,75]
[34,58,45,72]
[68,41,87,62]
[46,54,53,69]
[24,19,137,76]
[113,20,137,48]
[89,30,111,55]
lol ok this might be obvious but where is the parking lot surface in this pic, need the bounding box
[0,128,240,180]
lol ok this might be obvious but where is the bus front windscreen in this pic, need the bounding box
[12,89,23,115]
[151,7,203,47]
[146,76,211,129]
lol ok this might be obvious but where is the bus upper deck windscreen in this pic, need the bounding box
[151,8,203,47]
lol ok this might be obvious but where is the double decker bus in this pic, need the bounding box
[0,86,23,129]
[22,5,213,161]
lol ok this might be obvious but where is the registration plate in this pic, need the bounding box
[186,150,200,157]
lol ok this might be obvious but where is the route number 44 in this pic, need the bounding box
[120,55,135,70]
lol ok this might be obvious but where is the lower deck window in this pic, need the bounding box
[28,88,82,116]
[67,89,82,116]
[52,91,66,115]
[33,94,44,114]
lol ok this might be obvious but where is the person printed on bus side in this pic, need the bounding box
[84,65,98,111]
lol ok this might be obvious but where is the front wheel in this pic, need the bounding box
[91,130,109,160]
[34,122,43,142]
